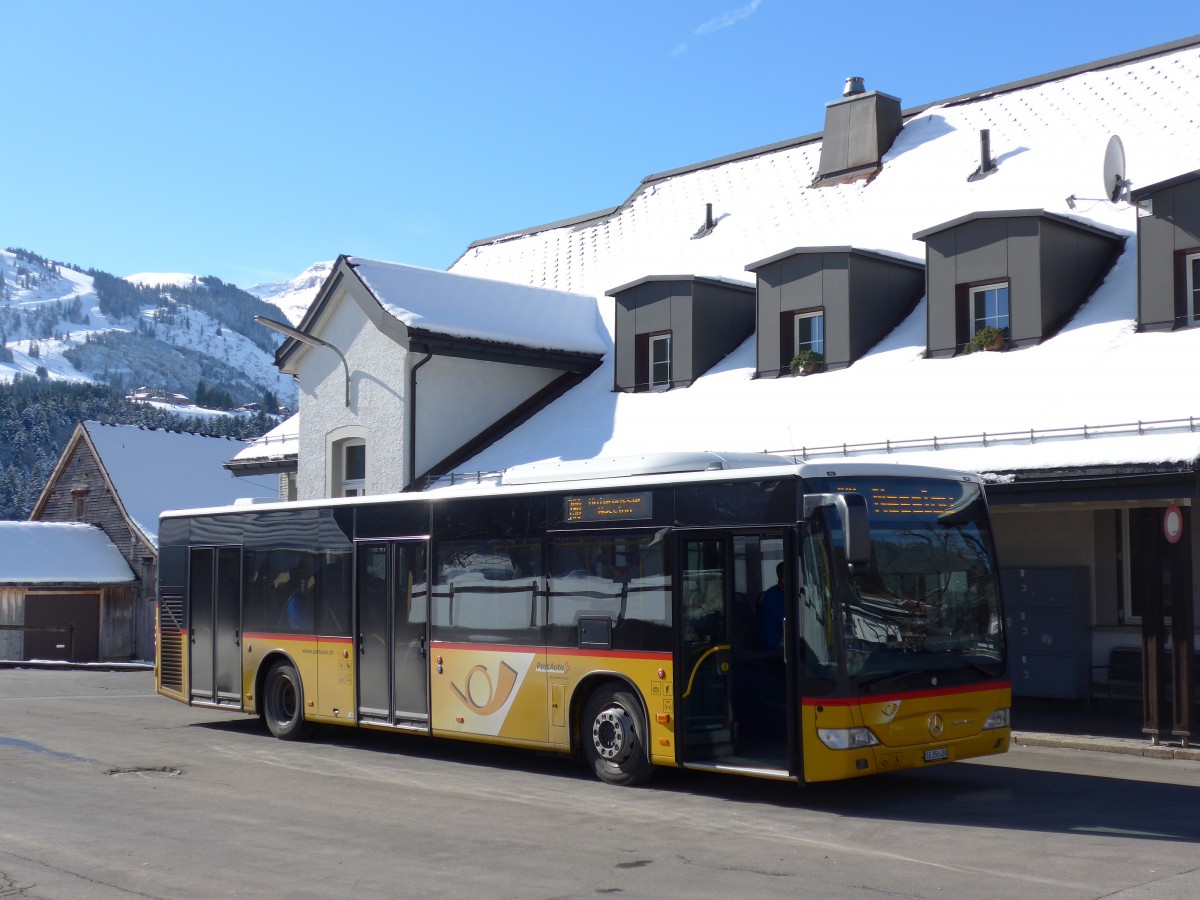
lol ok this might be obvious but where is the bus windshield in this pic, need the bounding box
[815,477,1004,684]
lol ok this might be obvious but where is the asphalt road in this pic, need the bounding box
[1,669,1198,900]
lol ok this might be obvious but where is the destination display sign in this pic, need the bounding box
[835,484,958,515]
[564,492,653,523]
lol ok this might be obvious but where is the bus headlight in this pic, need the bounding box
[817,727,880,750]
[982,708,1010,730]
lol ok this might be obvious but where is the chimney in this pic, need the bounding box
[814,78,902,187]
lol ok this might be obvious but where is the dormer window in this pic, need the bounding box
[608,276,754,393]
[746,247,924,376]
[970,282,1010,335]
[649,333,672,391]
[793,311,825,356]
[915,210,1123,357]
[1130,171,1200,331]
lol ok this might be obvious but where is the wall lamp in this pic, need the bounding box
[255,315,351,407]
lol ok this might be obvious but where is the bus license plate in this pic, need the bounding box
[923,748,949,762]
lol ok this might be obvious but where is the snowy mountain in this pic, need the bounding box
[248,260,332,326]
[0,249,298,411]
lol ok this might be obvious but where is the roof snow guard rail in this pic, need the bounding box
[772,415,1200,461]
[426,451,794,489]
[424,470,504,489]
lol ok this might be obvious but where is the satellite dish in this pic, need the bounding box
[1103,135,1130,203]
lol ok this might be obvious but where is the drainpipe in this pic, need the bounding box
[408,351,433,489]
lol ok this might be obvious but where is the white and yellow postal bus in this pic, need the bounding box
[156,454,1010,786]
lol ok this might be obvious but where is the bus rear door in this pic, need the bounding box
[188,545,242,708]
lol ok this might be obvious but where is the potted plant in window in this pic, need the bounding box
[789,350,825,376]
[963,326,1009,354]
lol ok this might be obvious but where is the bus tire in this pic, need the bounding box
[262,660,311,740]
[582,684,653,786]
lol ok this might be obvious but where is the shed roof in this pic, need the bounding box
[0,522,135,585]
[79,423,279,545]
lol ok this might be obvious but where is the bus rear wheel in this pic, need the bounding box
[262,660,311,740]
[582,684,653,786]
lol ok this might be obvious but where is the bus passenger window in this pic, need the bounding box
[433,539,542,644]
[548,535,671,651]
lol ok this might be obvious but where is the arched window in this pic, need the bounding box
[329,434,367,498]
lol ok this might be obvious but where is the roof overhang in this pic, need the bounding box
[913,209,1126,242]
[406,328,602,373]
[987,463,1198,506]
[1130,168,1200,201]
[745,245,925,273]
[224,455,297,475]
[604,274,755,297]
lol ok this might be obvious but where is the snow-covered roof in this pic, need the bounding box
[348,257,608,356]
[227,413,299,468]
[0,522,135,585]
[83,422,279,544]
[441,38,1200,480]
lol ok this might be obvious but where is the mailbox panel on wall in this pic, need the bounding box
[1001,566,1090,698]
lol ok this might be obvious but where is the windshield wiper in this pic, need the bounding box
[857,670,935,694]
[945,651,1002,680]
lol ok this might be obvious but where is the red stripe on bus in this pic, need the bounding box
[431,641,672,661]
[801,680,1012,707]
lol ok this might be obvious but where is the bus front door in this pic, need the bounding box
[189,546,242,707]
[679,537,735,760]
[677,532,791,775]
[356,541,430,730]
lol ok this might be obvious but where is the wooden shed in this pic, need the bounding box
[0,521,136,662]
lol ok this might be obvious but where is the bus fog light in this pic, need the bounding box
[817,727,880,750]
[983,708,1010,730]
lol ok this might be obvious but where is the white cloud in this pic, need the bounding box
[694,0,764,36]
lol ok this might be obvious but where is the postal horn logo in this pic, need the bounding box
[928,713,945,739]
[451,661,519,716]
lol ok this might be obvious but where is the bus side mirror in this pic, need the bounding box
[803,492,871,573]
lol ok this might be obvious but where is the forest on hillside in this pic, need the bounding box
[88,270,282,354]
[0,376,277,520]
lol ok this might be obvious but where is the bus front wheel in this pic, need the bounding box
[262,660,311,740]
[582,684,653,786]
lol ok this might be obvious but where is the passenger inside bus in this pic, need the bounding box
[758,563,785,650]
[284,572,313,632]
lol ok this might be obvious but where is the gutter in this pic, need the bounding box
[407,351,434,490]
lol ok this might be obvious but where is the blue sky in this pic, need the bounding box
[3,2,1196,288]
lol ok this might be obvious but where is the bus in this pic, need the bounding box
[156,453,1010,786]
